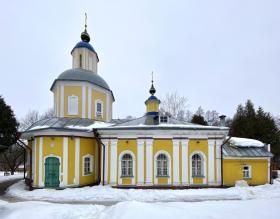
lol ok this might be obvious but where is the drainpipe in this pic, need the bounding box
[17,138,33,191]
[220,136,231,187]
[93,129,105,186]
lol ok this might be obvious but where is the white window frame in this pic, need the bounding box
[121,153,133,177]
[82,154,93,176]
[95,99,103,118]
[156,153,169,177]
[192,154,203,177]
[68,95,78,115]
[243,165,252,179]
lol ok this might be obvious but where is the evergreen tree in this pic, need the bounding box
[230,100,280,163]
[0,95,18,151]
[191,114,208,125]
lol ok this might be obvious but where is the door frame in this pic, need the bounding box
[44,155,61,187]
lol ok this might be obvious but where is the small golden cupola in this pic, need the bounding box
[145,74,161,125]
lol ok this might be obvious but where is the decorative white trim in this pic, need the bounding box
[60,84,64,117]
[56,86,59,117]
[181,139,189,185]
[62,137,68,186]
[82,85,86,118]
[154,150,172,185]
[172,139,180,185]
[224,157,270,160]
[106,92,109,122]
[110,139,117,185]
[215,139,223,185]
[268,158,271,183]
[101,139,109,184]
[189,151,207,185]
[137,139,145,185]
[38,137,43,187]
[208,140,215,185]
[87,86,92,119]
[74,138,80,185]
[145,139,153,185]
[118,150,136,185]
[43,155,62,187]
[82,154,94,176]
[32,139,36,186]
[95,99,103,118]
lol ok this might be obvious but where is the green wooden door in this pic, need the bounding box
[44,157,60,188]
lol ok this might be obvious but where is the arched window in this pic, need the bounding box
[156,154,168,177]
[121,153,133,177]
[192,154,203,177]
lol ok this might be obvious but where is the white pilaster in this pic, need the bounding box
[82,85,86,118]
[110,139,118,185]
[172,139,180,185]
[87,86,92,119]
[181,139,189,185]
[216,139,223,186]
[74,138,80,185]
[268,158,271,183]
[38,137,43,187]
[32,139,36,186]
[137,139,145,185]
[101,139,109,184]
[145,139,153,185]
[208,139,215,185]
[60,84,64,117]
[62,137,68,186]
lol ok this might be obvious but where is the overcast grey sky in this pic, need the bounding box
[0,0,279,120]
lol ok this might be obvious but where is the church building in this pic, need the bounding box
[22,23,272,189]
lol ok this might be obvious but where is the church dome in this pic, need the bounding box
[50,69,114,99]
[71,41,96,54]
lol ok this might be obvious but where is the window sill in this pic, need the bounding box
[83,172,93,176]
[121,175,134,178]
[156,175,170,178]
[243,177,252,180]
[192,175,205,178]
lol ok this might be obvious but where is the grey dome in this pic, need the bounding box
[50,69,114,100]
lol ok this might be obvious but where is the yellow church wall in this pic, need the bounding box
[64,85,82,117]
[153,139,173,185]
[146,101,159,112]
[92,88,107,122]
[79,138,98,186]
[223,159,268,186]
[68,137,75,185]
[117,139,138,185]
[41,137,64,185]
[188,139,208,185]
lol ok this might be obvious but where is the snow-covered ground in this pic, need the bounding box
[0,172,23,183]
[6,179,280,203]
[0,198,279,219]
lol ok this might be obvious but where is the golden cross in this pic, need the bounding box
[85,13,88,29]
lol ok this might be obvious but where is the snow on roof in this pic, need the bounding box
[66,122,114,130]
[228,137,264,147]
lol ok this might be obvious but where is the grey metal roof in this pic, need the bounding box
[223,144,273,157]
[24,117,97,133]
[50,69,114,100]
[98,115,229,131]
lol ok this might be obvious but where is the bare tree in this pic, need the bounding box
[205,110,219,126]
[19,108,55,131]
[196,106,205,117]
[160,92,189,120]
[0,144,24,175]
